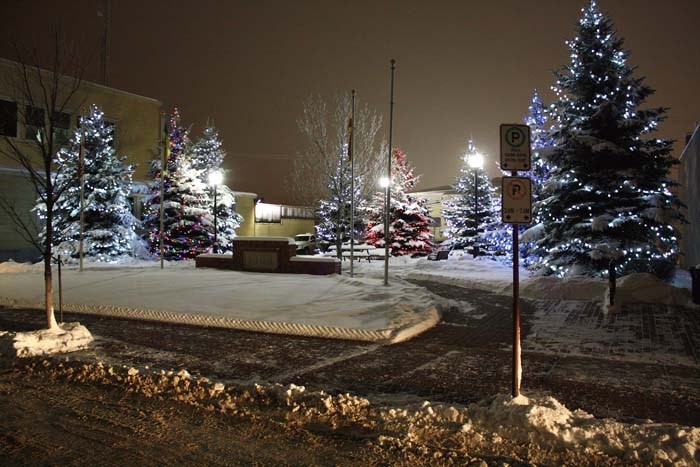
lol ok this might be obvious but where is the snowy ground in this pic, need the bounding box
[0,259,438,343]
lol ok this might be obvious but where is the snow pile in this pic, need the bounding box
[0,260,34,274]
[24,359,700,466]
[0,322,93,364]
[607,273,695,308]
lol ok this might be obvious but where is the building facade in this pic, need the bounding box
[679,124,699,268]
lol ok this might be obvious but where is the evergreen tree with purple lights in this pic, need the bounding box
[364,147,433,256]
[142,109,211,260]
[532,0,683,279]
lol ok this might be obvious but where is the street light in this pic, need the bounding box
[208,170,224,254]
[466,152,484,259]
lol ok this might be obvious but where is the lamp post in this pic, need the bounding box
[208,170,223,254]
[467,152,484,259]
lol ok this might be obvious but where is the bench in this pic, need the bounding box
[427,250,449,261]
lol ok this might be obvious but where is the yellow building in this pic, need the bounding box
[0,58,315,260]
[410,186,457,242]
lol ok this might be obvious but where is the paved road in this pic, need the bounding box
[1,279,698,426]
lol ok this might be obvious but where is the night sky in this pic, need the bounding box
[2,0,699,203]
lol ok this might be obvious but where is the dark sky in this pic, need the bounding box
[2,0,699,203]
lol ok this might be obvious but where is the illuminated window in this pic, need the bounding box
[255,203,281,223]
[0,99,18,137]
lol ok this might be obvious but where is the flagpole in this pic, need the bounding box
[384,59,395,287]
[159,114,167,269]
[78,112,85,272]
[349,89,356,278]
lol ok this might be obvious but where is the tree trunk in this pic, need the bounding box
[44,177,58,330]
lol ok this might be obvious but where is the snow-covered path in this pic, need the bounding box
[0,261,439,343]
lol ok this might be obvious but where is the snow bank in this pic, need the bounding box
[0,260,34,274]
[0,262,439,344]
[0,322,93,364]
[26,359,700,466]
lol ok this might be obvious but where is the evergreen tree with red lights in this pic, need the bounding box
[142,109,211,260]
[532,1,683,279]
[365,147,433,256]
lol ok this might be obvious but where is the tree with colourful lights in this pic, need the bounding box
[142,109,211,260]
[442,138,496,253]
[37,104,140,261]
[533,0,683,279]
[191,123,242,252]
[364,147,433,256]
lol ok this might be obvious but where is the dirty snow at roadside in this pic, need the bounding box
[28,359,700,466]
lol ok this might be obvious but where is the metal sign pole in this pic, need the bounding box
[384,59,395,287]
[511,170,522,398]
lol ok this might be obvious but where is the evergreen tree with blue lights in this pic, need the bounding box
[191,123,242,252]
[364,147,433,256]
[442,138,497,254]
[38,104,140,262]
[142,108,211,260]
[525,89,555,204]
[533,0,683,279]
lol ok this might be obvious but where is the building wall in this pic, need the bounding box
[0,58,162,260]
[234,192,256,237]
[252,218,315,238]
[679,125,699,268]
[412,189,457,242]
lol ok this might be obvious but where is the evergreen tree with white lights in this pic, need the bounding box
[364,147,433,256]
[442,138,497,253]
[315,147,366,254]
[142,108,211,260]
[525,89,555,204]
[533,0,683,279]
[38,104,140,261]
[191,123,242,252]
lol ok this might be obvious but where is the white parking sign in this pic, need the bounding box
[501,176,532,224]
[500,124,531,171]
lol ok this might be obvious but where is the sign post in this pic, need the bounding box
[500,124,531,398]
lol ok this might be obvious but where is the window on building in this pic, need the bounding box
[255,203,281,223]
[53,111,72,147]
[281,205,314,219]
[24,105,45,141]
[0,100,18,137]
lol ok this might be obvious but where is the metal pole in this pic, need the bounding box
[78,114,85,272]
[384,59,395,287]
[512,170,522,398]
[159,115,167,269]
[213,184,218,254]
[350,90,355,277]
[473,168,478,259]
[57,256,63,324]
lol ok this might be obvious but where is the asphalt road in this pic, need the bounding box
[1,279,698,426]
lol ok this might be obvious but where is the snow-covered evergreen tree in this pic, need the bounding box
[533,0,683,279]
[142,108,211,260]
[442,138,497,253]
[37,104,140,262]
[525,89,555,204]
[191,123,242,252]
[315,146,366,254]
[364,147,433,256]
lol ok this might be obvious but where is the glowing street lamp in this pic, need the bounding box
[208,170,224,254]
[466,151,484,259]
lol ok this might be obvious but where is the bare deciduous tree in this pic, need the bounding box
[290,94,385,207]
[0,35,87,329]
